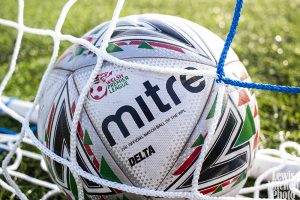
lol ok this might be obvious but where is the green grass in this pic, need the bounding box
[0,0,299,199]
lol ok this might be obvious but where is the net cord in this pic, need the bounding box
[0,133,61,199]
[216,0,300,94]
[0,0,299,199]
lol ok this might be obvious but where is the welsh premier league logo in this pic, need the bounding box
[89,70,129,101]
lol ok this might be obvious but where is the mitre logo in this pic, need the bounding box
[89,71,129,101]
[101,67,206,147]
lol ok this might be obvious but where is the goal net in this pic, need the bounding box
[0,0,299,200]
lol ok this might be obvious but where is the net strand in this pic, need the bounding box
[0,134,61,199]
[0,0,299,199]
[1,130,296,199]
[215,0,300,93]
[68,0,125,198]
[191,84,225,194]
[216,0,243,83]
[40,189,62,200]
[0,0,28,199]
[0,0,79,199]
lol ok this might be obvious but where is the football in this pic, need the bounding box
[38,14,260,200]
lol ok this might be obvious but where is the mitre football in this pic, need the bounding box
[38,14,260,200]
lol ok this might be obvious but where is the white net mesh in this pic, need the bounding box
[0,0,299,200]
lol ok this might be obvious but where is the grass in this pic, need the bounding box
[0,0,299,199]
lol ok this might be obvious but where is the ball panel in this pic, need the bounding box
[156,82,259,196]
[40,74,132,197]
[55,14,219,71]
[72,58,215,189]
[38,69,72,143]
[182,17,240,65]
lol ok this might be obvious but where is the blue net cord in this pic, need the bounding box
[216,0,243,82]
[217,0,300,94]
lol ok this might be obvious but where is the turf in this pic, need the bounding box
[0,0,299,199]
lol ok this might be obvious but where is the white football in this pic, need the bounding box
[38,14,260,200]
